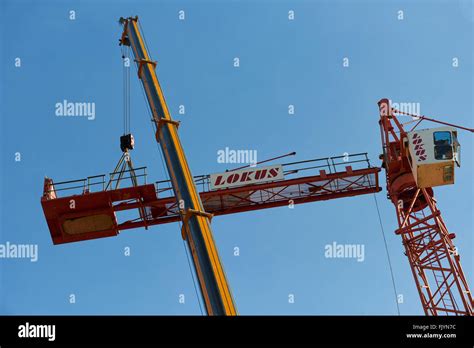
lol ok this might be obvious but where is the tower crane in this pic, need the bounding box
[378,98,473,315]
[40,17,472,316]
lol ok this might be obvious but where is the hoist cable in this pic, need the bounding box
[122,46,132,135]
[392,108,474,133]
[179,220,205,316]
[122,46,126,135]
[133,57,205,315]
[127,46,131,134]
[373,193,401,315]
[138,20,152,61]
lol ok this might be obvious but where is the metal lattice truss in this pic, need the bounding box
[395,188,473,315]
[147,168,380,224]
[41,153,381,244]
[378,98,473,316]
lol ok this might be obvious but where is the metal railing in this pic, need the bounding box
[46,167,148,197]
[281,152,372,176]
[155,153,374,197]
[46,153,373,199]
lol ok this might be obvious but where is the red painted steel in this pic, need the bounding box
[41,160,381,245]
[41,183,157,244]
[378,98,473,315]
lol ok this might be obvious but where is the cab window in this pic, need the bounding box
[433,131,453,160]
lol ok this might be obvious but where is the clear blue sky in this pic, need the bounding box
[0,0,472,315]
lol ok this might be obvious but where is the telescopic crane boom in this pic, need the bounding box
[119,16,237,316]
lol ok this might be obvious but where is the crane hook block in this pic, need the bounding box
[120,134,135,152]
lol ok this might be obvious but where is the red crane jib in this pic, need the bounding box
[41,166,381,245]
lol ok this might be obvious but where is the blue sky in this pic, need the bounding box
[0,0,472,315]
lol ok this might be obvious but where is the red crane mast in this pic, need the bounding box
[378,98,473,315]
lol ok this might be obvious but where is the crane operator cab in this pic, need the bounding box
[405,127,461,188]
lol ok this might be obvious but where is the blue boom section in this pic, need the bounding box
[123,17,236,315]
